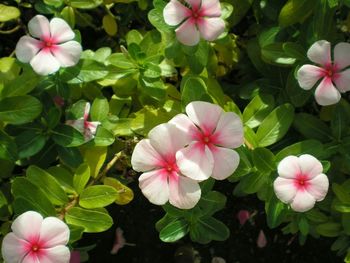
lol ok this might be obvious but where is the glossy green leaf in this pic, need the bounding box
[52,125,85,147]
[0,131,17,161]
[79,185,118,208]
[73,163,91,194]
[252,148,275,173]
[243,94,275,128]
[0,4,20,22]
[15,130,46,159]
[159,219,189,243]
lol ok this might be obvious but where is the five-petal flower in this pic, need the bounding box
[273,154,329,212]
[297,40,350,106]
[131,123,201,209]
[163,0,225,46]
[16,15,82,76]
[170,101,244,181]
[1,211,70,263]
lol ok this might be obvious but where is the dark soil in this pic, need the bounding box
[81,181,342,263]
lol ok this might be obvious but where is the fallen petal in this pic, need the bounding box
[257,230,267,248]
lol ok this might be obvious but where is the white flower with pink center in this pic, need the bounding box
[131,123,201,209]
[297,40,350,106]
[15,15,82,76]
[1,211,70,263]
[163,0,225,46]
[170,101,244,181]
[273,154,329,212]
[66,103,100,141]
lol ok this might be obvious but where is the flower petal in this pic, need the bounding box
[290,190,316,212]
[175,18,200,46]
[51,41,82,68]
[15,36,41,63]
[307,173,329,201]
[86,121,100,135]
[314,77,341,106]
[186,101,223,134]
[148,123,189,161]
[11,211,43,242]
[30,49,60,75]
[168,173,201,209]
[163,0,191,26]
[297,64,324,90]
[200,0,222,17]
[138,170,170,205]
[28,15,51,40]
[185,0,201,10]
[273,177,297,204]
[22,252,40,263]
[49,18,75,43]
[213,112,243,148]
[39,217,70,247]
[176,141,214,181]
[298,154,323,179]
[277,156,300,179]
[307,40,331,67]
[1,233,29,263]
[131,139,164,172]
[169,113,198,141]
[66,119,84,134]
[334,69,350,93]
[210,147,240,180]
[334,42,350,70]
[197,17,225,41]
[39,245,71,263]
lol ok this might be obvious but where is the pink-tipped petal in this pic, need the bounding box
[307,174,329,201]
[175,19,200,46]
[200,0,222,17]
[39,245,71,263]
[28,15,51,40]
[52,41,82,67]
[185,0,201,10]
[86,121,100,135]
[168,173,201,209]
[138,170,170,205]
[1,233,29,263]
[131,139,164,172]
[66,119,84,134]
[297,65,324,90]
[277,156,300,179]
[176,141,214,181]
[22,252,40,263]
[15,36,41,63]
[334,69,350,93]
[39,217,70,247]
[169,113,198,142]
[290,190,316,212]
[30,50,60,75]
[186,101,223,134]
[148,123,189,161]
[83,103,90,121]
[213,112,244,148]
[334,42,350,70]
[197,17,225,42]
[49,18,75,43]
[298,154,323,179]
[11,211,43,242]
[314,77,341,106]
[210,147,240,180]
[163,0,191,26]
[273,177,297,204]
[307,40,331,67]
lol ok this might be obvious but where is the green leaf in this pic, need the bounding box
[252,148,275,173]
[243,94,275,128]
[69,0,103,9]
[103,177,134,205]
[234,172,267,195]
[52,125,85,147]
[266,194,287,228]
[316,222,341,237]
[68,225,84,243]
[65,207,113,233]
[0,4,20,22]
[256,104,295,147]
[190,217,229,244]
[47,166,75,193]
[275,140,324,162]
[91,97,109,122]
[83,146,107,178]
[102,14,117,36]
[142,62,161,79]
[293,113,333,142]
[79,185,118,208]
[107,53,136,69]
[181,77,208,107]
[0,96,42,125]
[261,43,296,66]
[0,130,17,161]
[73,163,91,194]
[333,183,350,205]
[159,219,189,243]
[57,146,84,168]
[305,209,328,223]
[1,70,40,98]
[90,126,115,146]
[12,178,56,216]
[198,191,226,216]
[15,130,46,159]
[68,60,108,84]
[26,166,68,205]
[61,6,75,27]
[298,216,310,235]
[279,0,314,27]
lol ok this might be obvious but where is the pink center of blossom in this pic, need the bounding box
[38,36,58,52]
[294,174,310,190]
[322,63,339,79]
[165,162,178,173]
[32,244,39,252]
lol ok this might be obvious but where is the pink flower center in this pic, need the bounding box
[31,244,40,252]
[294,174,310,190]
[165,162,178,173]
[38,36,58,52]
[322,63,339,79]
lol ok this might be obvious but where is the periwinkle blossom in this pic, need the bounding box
[297,40,350,106]
[1,211,70,263]
[163,0,225,46]
[170,101,244,181]
[131,123,201,209]
[15,15,82,76]
[66,103,100,141]
[273,154,329,213]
